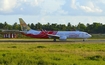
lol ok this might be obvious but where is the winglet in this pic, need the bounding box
[19,18,31,31]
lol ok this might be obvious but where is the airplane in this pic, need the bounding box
[19,18,92,41]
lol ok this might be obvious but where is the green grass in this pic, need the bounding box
[0,42,105,65]
[91,34,105,39]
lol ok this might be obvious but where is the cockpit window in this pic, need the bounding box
[86,34,88,35]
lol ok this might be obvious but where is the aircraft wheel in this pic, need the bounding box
[83,39,85,41]
[53,38,56,42]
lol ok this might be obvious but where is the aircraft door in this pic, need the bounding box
[80,33,84,38]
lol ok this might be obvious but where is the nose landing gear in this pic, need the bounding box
[83,39,86,41]
[53,38,56,42]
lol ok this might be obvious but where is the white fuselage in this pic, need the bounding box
[56,31,91,39]
[23,29,91,41]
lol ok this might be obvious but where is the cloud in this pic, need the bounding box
[0,0,67,15]
[79,1,103,13]
[80,6,103,13]
[0,0,104,16]
[71,0,77,9]
[39,0,66,15]
[26,0,44,6]
[0,0,18,13]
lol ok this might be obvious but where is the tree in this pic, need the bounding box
[77,22,86,31]
[92,22,103,33]
[3,22,9,29]
[50,23,58,30]
[0,23,4,29]
[30,23,35,29]
[42,23,51,30]
[37,22,42,30]
[12,22,20,30]
[1,21,105,34]
[66,22,72,31]
[60,24,66,31]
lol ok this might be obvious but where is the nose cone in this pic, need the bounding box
[88,34,92,38]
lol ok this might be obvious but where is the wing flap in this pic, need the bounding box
[47,34,60,38]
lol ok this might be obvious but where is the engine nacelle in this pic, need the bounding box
[59,36,67,41]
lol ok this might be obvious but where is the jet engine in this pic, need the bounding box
[59,36,67,41]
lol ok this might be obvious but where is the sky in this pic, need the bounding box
[0,0,105,25]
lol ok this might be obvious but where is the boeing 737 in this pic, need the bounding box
[19,18,92,41]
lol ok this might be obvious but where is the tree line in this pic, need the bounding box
[0,22,105,34]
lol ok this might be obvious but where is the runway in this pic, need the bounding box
[0,39,105,43]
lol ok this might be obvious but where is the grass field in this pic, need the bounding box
[91,34,105,39]
[0,41,105,65]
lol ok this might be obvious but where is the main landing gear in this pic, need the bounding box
[53,38,56,42]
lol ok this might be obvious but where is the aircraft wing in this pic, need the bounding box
[47,34,60,39]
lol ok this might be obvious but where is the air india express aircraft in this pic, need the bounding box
[19,18,92,41]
